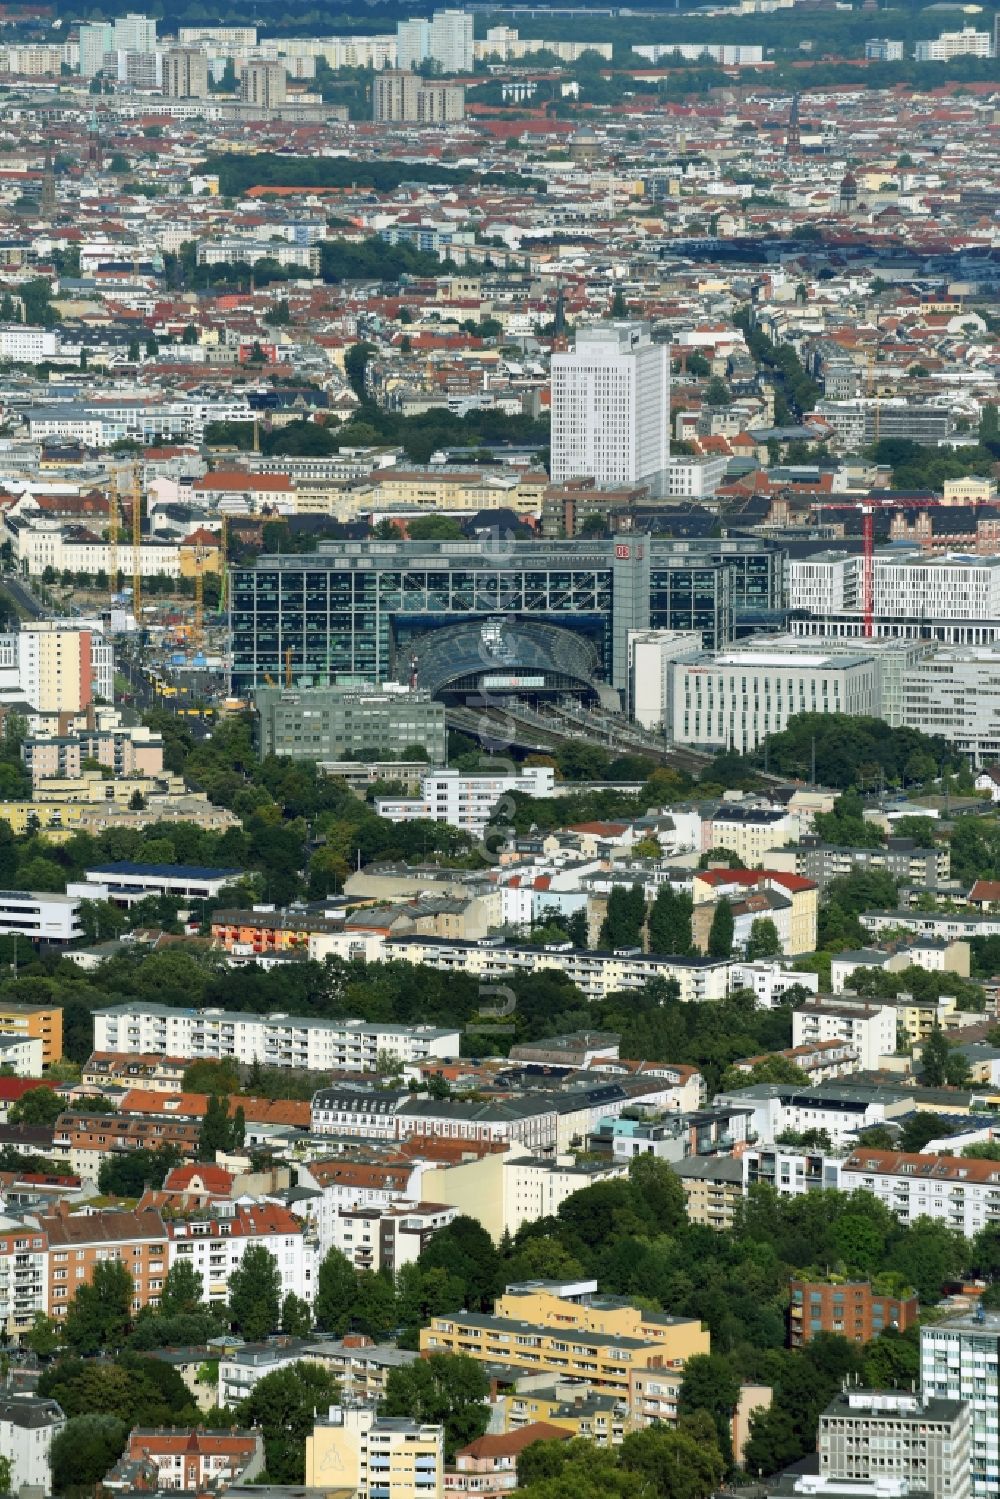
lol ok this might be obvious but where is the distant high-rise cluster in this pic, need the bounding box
[396,10,474,75]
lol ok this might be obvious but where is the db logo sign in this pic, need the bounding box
[615,544,631,559]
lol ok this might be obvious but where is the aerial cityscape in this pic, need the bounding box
[0,1,995,1497]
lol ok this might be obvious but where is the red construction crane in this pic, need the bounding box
[807,496,961,640]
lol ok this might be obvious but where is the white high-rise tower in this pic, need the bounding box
[551,322,670,494]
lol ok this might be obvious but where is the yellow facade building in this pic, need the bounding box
[305,1405,443,1499]
[0,1002,62,1067]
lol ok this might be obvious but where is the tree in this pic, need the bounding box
[679,1353,741,1465]
[383,1354,489,1462]
[620,1424,724,1499]
[228,1245,282,1341]
[198,1091,237,1159]
[705,376,731,406]
[647,884,693,956]
[50,1414,128,1493]
[610,287,627,318]
[25,1311,61,1359]
[314,1247,357,1335]
[64,1261,133,1355]
[237,1362,339,1483]
[746,917,781,959]
[9,1087,63,1126]
[418,1216,501,1312]
[921,1027,950,1087]
[158,1258,205,1319]
[281,1292,312,1337]
[707,898,735,959]
[600,883,646,951]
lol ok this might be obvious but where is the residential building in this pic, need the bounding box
[793,998,898,1072]
[254,685,447,765]
[420,1284,709,1395]
[789,1280,919,1347]
[40,1207,169,1321]
[551,323,670,494]
[373,70,465,122]
[167,1202,314,1307]
[239,60,286,109]
[0,1002,62,1068]
[701,805,801,865]
[0,1394,65,1491]
[0,1218,48,1339]
[376,767,554,838]
[15,620,113,714]
[94,1003,459,1071]
[743,1144,846,1196]
[79,21,113,74]
[780,837,950,892]
[113,13,155,50]
[329,1202,457,1274]
[842,1150,1000,1237]
[162,47,209,97]
[693,869,819,957]
[111,1428,265,1491]
[447,1425,573,1499]
[922,1311,1000,1499]
[818,1388,970,1499]
[865,37,904,59]
[728,961,820,1009]
[674,1155,745,1229]
[306,1405,444,1499]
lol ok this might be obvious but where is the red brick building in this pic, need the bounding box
[789,1278,919,1346]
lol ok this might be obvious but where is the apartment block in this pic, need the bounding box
[842,1150,1000,1237]
[376,767,554,839]
[0,1394,65,1490]
[373,69,464,122]
[0,1220,48,1339]
[789,1280,919,1347]
[94,1002,458,1072]
[329,1202,457,1275]
[239,60,286,109]
[112,1428,265,1490]
[0,1002,62,1068]
[40,1207,169,1320]
[420,1284,709,1397]
[306,1405,444,1499]
[792,997,898,1072]
[551,323,670,493]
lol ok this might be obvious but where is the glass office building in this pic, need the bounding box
[230,535,785,698]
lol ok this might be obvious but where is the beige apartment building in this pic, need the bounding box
[373,69,465,122]
[306,1405,443,1499]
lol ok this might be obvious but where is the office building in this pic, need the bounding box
[162,47,209,97]
[551,323,670,493]
[230,536,783,699]
[239,60,286,110]
[628,629,703,730]
[815,400,954,448]
[899,648,1000,765]
[112,12,155,51]
[670,644,878,754]
[79,21,113,75]
[0,891,81,944]
[915,26,992,59]
[68,862,244,909]
[254,685,447,764]
[922,1311,1000,1499]
[306,1405,443,1499]
[818,1388,969,1499]
[93,1001,459,1071]
[373,69,465,122]
[865,37,904,59]
[790,1281,919,1348]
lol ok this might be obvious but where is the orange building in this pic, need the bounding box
[789,1279,919,1346]
[39,1205,169,1319]
[0,1003,63,1067]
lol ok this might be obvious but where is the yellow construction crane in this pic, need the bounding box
[192,545,206,653]
[131,461,142,627]
[108,470,119,603]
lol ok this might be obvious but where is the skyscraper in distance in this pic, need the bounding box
[550,322,670,494]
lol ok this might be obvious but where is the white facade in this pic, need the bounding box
[93,1003,460,1070]
[793,998,897,1071]
[729,960,819,1008]
[0,1035,43,1076]
[671,646,878,754]
[329,1201,457,1273]
[551,323,670,493]
[114,13,156,50]
[665,454,729,500]
[0,326,59,363]
[922,1313,1000,1499]
[69,863,243,909]
[900,648,1000,764]
[503,1153,627,1236]
[628,629,703,730]
[375,767,554,838]
[429,9,473,71]
[788,553,858,615]
[13,621,114,712]
[168,1204,314,1307]
[915,26,993,58]
[0,891,81,943]
[79,21,113,74]
[0,1395,65,1491]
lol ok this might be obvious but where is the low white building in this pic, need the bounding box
[68,861,245,909]
[0,890,82,943]
[376,767,554,838]
[729,960,819,1008]
[168,1202,315,1308]
[628,629,703,730]
[0,1034,43,1076]
[0,1394,65,1490]
[792,997,897,1071]
[328,1201,457,1274]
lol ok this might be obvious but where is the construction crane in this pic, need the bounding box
[192,544,207,654]
[108,470,119,604]
[809,496,959,639]
[131,461,142,628]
